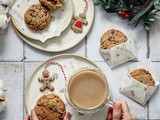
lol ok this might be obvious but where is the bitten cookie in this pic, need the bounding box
[130,68,155,86]
[100,29,128,49]
[24,4,51,31]
[40,0,62,11]
[34,94,66,120]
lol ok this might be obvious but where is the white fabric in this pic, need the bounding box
[9,0,70,43]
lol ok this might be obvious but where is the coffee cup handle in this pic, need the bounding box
[106,100,115,108]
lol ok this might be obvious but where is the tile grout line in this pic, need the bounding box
[22,60,25,118]
[147,31,150,119]
[22,40,25,118]
[147,31,150,59]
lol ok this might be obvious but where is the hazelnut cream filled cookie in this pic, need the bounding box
[34,94,66,120]
[40,0,62,11]
[24,4,51,31]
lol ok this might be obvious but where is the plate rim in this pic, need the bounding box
[13,0,95,52]
[12,0,74,40]
[25,54,100,114]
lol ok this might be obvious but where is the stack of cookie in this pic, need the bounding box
[24,0,63,31]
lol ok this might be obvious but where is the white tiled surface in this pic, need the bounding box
[0,1,160,120]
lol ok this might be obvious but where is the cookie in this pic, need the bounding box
[130,68,155,86]
[100,29,128,49]
[34,94,66,120]
[38,70,55,92]
[24,4,51,31]
[40,0,62,11]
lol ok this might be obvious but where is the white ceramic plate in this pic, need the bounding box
[14,0,94,52]
[12,0,74,41]
[25,54,110,120]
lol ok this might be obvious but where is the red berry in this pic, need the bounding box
[121,11,126,17]
[125,14,130,19]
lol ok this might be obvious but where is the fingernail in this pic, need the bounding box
[66,112,70,118]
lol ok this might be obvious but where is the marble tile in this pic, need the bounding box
[149,17,160,61]
[0,22,23,61]
[148,63,160,119]
[24,40,85,62]
[0,63,23,120]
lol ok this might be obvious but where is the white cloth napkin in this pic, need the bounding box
[9,0,70,43]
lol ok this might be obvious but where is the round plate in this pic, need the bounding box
[25,54,110,120]
[12,0,74,40]
[14,0,94,52]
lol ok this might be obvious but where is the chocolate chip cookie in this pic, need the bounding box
[100,29,128,49]
[34,94,66,120]
[24,4,51,31]
[40,0,62,11]
[130,68,155,86]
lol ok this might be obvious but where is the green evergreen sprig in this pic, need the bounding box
[99,0,160,30]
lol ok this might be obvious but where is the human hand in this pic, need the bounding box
[108,101,136,120]
[63,112,70,120]
[23,110,70,120]
[23,109,38,120]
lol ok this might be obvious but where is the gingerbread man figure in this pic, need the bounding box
[71,13,88,33]
[38,70,55,92]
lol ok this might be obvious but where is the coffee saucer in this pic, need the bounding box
[25,54,111,120]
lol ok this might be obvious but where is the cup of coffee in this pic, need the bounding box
[65,68,113,114]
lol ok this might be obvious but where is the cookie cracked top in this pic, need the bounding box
[100,29,128,49]
[24,4,51,31]
[34,94,66,120]
[40,0,62,11]
[130,68,155,86]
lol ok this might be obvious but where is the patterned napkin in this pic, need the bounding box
[100,26,137,68]
[9,0,70,43]
[120,59,159,105]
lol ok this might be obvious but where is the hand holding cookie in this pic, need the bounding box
[23,109,38,120]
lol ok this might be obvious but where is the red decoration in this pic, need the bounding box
[121,11,126,17]
[125,14,130,19]
[44,74,49,78]
[75,20,83,28]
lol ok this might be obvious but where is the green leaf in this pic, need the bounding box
[145,25,150,30]
[148,18,155,21]
[130,0,159,24]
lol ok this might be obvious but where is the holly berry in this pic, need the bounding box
[124,14,130,19]
[120,11,126,17]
